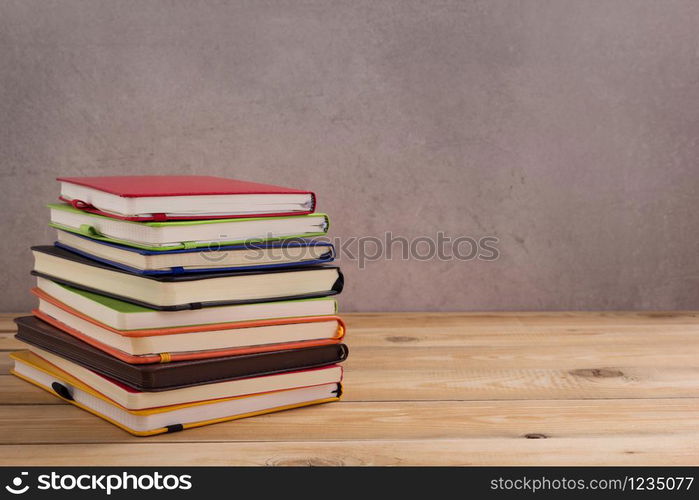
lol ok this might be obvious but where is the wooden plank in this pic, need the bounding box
[343,366,699,401]
[343,312,699,348]
[0,399,697,445]
[2,353,699,404]
[0,316,21,334]
[346,326,699,348]
[3,342,698,373]
[0,375,62,405]
[345,344,699,369]
[1,435,697,465]
[3,366,699,404]
[344,312,699,335]
[0,334,21,351]
[5,366,699,404]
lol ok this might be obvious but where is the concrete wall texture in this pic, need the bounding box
[2,0,699,312]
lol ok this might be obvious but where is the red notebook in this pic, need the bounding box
[57,175,317,221]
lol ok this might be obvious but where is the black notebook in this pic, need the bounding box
[15,316,348,391]
[31,245,344,310]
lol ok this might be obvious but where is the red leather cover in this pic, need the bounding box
[58,176,312,197]
[57,176,316,220]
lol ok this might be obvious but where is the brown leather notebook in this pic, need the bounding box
[14,316,348,391]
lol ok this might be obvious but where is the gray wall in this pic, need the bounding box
[2,0,699,312]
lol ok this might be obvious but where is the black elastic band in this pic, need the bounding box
[51,382,74,401]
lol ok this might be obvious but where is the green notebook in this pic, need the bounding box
[35,277,339,331]
[48,203,330,251]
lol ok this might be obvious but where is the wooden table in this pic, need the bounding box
[0,312,698,465]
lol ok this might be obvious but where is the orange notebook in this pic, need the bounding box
[32,287,345,364]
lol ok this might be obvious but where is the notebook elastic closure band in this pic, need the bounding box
[51,382,74,401]
[158,352,172,363]
[77,224,101,237]
[69,199,91,210]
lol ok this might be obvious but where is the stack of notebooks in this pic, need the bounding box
[12,176,347,436]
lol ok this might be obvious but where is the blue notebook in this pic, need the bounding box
[54,230,335,275]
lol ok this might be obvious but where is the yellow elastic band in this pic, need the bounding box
[159,352,172,363]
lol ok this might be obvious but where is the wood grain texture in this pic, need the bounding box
[1,399,698,445]
[0,312,698,465]
[2,436,698,466]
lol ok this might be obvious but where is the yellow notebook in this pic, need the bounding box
[10,350,342,437]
